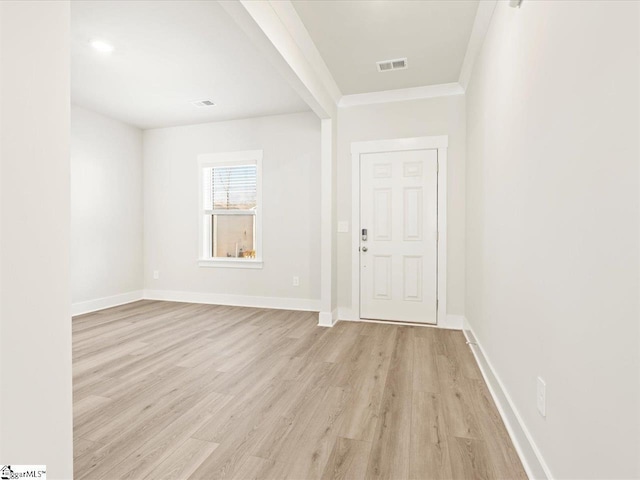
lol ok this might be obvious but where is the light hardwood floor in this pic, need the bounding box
[73,300,527,480]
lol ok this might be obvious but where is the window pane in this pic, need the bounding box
[205,164,257,211]
[212,214,256,258]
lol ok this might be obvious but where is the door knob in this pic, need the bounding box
[361,246,368,252]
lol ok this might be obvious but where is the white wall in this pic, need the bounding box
[143,112,321,307]
[337,95,466,315]
[71,106,143,309]
[0,1,73,477]
[465,1,639,478]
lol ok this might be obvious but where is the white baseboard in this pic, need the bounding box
[463,318,553,480]
[71,290,144,316]
[143,289,320,312]
[337,307,463,330]
[318,308,338,327]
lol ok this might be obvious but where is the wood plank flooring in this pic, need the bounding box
[73,300,527,480]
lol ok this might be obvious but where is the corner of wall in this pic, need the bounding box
[463,317,552,480]
[318,308,338,327]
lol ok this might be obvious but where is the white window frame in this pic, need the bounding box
[197,150,263,269]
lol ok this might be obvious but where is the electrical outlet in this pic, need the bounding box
[153,270,160,280]
[537,377,546,417]
[292,276,300,287]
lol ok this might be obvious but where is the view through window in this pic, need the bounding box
[203,163,258,259]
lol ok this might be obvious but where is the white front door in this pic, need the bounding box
[359,149,438,324]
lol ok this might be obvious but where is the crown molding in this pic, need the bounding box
[225,0,496,113]
[459,0,498,90]
[338,82,464,108]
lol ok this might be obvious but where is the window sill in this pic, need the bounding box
[198,258,263,269]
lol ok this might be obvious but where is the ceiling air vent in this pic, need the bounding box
[376,57,408,73]
[192,100,216,108]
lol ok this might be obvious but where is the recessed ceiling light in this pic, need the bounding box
[90,39,114,54]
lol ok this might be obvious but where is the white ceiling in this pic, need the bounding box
[71,1,310,129]
[292,0,479,95]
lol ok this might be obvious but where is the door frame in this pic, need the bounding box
[351,135,448,325]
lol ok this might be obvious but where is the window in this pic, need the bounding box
[198,150,263,268]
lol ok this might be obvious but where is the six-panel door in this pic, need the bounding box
[359,149,438,324]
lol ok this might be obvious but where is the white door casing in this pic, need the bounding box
[360,149,438,323]
[351,136,447,325]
